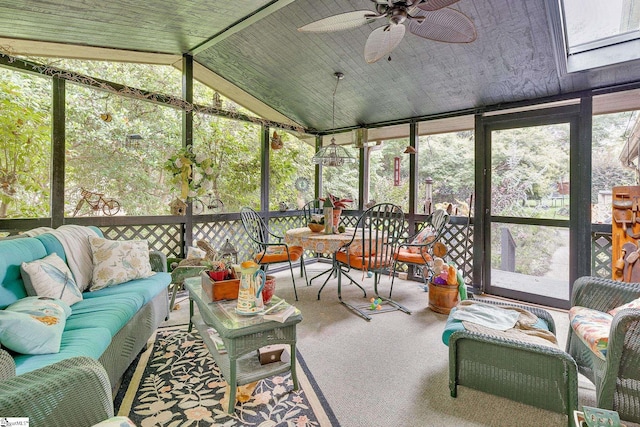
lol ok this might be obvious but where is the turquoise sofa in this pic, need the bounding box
[0,227,170,426]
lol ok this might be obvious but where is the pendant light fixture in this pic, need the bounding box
[312,72,356,167]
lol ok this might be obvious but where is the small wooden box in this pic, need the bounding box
[201,271,240,302]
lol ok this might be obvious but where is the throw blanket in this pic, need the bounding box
[452,301,520,330]
[48,225,99,292]
[456,300,559,349]
[22,227,54,237]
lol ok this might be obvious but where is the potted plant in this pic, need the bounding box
[203,259,231,281]
[320,193,353,228]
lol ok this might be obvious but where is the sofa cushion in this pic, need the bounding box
[0,238,48,309]
[89,237,155,291]
[13,326,112,375]
[608,297,640,317]
[569,306,612,360]
[20,253,83,306]
[82,272,170,306]
[64,294,145,335]
[0,297,71,354]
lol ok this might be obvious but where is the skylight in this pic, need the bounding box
[562,0,639,51]
[559,0,640,71]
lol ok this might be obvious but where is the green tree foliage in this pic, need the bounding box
[0,71,51,218]
[268,132,315,211]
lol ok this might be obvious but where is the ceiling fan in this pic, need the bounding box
[298,0,477,64]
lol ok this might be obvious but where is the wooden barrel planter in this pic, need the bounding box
[428,282,459,314]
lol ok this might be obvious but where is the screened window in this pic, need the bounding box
[269,131,315,211]
[416,129,474,216]
[65,83,181,217]
[0,68,52,219]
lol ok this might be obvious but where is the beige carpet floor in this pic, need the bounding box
[163,264,639,427]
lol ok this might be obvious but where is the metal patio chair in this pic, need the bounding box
[333,203,411,320]
[240,207,307,300]
[391,208,450,296]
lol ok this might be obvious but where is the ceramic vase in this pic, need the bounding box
[332,208,342,229]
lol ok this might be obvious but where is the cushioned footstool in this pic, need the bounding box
[445,300,578,427]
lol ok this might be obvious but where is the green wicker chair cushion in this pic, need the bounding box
[569,306,611,360]
[0,297,71,354]
[608,297,640,317]
[13,327,112,375]
[20,253,83,306]
[64,294,144,335]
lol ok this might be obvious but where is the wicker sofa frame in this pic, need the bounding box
[448,300,578,427]
[566,276,640,423]
[0,351,114,425]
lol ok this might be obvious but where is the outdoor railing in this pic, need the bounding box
[0,212,613,284]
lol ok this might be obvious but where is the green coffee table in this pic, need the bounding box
[185,278,302,414]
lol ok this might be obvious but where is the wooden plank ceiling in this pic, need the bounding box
[1,0,640,133]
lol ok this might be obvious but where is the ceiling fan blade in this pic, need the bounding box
[409,8,476,43]
[416,0,461,11]
[298,11,376,33]
[364,24,406,64]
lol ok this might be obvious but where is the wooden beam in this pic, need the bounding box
[0,37,179,65]
[189,0,298,55]
[51,77,65,228]
[0,54,307,134]
[172,60,304,129]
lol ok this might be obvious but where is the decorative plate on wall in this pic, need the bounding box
[295,177,310,192]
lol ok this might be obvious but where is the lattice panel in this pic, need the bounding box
[592,232,612,279]
[268,215,305,238]
[100,224,182,258]
[193,220,249,261]
[400,222,474,285]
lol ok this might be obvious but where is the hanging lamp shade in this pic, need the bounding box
[312,137,356,167]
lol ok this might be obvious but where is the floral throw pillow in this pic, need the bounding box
[89,236,154,291]
[20,253,83,306]
[408,226,436,254]
[569,305,612,360]
[0,296,71,354]
[608,297,640,317]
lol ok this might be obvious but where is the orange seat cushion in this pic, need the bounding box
[336,251,393,270]
[394,248,431,264]
[255,245,304,263]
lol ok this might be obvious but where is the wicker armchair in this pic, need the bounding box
[449,300,578,427]
[0,349,114,426]
[566,276,640,423]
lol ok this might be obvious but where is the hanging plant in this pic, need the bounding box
[164,146,214,201]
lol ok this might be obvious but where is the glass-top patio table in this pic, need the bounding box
[185,278,302,413]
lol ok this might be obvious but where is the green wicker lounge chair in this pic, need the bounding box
[567,276,640,423]
[0,349,114,426]
[449,300,578,427]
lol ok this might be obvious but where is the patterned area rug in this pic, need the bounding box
[115,326,338,426]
